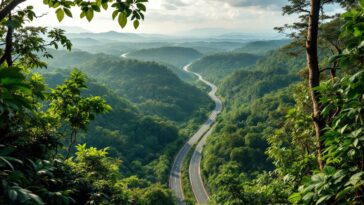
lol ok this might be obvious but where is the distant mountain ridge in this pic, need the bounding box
[127,46,203,67]
[234,39,291,54]
[44,50,212,122]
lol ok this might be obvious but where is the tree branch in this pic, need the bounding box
[0,14,13,66]
[0,0,25,22]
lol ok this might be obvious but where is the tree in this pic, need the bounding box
[0,0,147,71]
[0,1,149,204]
[288,2,364,204]
[277,0,357,171]
[306,0,325,171]
[48,69,112,156]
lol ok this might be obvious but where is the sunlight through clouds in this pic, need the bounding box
[27,0,296,34]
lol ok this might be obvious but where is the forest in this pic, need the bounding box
[0,0,363,205]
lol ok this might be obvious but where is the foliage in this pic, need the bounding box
[234,39,291,55]
[127,46,202,68]
[43,70,180,182]
[42,0,147,29]
[291,70,364,204]
[189,52,262,83]
[201,49,302,203]
[44,50,213,123]
[0,67,107,205]
[48,69,112,155]
[290,4,364,201]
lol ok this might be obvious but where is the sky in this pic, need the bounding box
[27,0,297,35]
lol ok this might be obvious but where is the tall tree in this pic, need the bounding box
[306,0,325,171]
[277,0,356,171]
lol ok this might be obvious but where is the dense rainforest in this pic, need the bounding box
[0,0,192,204]
[189,52,262,84]
[200,1,364,205]
[1,0,364,205]
[126,47,202,68]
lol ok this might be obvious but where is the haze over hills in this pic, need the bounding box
[126,47,203,68]
[234,39,291,54]
[3,1,360,205]
[59,28,281,44]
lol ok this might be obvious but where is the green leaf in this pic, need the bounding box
[8,190,18,201]
[86,9,94,22]
[118,12,127,28]
[112,10,118,20]
[347,172,364,185]
[336,187,352,200]
[92,5,101,12]
[56,8,64,22]
[102,3,108,10]
[28,193,44,205]
[63,8,72,18]
[136,3,146,11]
[359,0,364,8]
[133,20,139,29]
[80,11,85,18]
[323,166,336,175]
[316,195,332,205]
[0,156,14,170]
[288,193,301,204]
[302,192,314,202]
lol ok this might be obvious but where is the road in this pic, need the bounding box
[169,64,223,205]
[120,53,222,204]
[120,52,129,58]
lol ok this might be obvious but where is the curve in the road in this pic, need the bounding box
[120,52,222,204]
[169,64,222,205]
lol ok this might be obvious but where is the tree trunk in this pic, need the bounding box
[0,0,26,22]
[0,14,13,66]
[306,0,325,171]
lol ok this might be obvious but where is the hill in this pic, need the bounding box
[43,69,182,182]
[173,41,246,54]
[126,46,203,68]
[189,52,262,83]
[201,48,306,204]
[66,31,143,41]
[234,39,291,55]
[44,50,213,123]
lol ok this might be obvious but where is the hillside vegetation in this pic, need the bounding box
[234,39,291,54]
[189,52,262,83]
[44,70,181,182]
[127,46,202,68]
[202,49,304,202]
[45,50,213,122]
[201,3,364,204]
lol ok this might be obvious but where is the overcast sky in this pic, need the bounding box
[27,0,297,34]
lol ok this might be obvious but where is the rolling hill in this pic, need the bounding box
[126,46,203,68]
[44,70,181,180]
[189,52,262,83]
[234,39,291,55]
[44,50,213,123]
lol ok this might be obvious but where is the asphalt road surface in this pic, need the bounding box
[169,64,223,205]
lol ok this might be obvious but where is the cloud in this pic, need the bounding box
[28,0,295,34]
[217,0,287,9]
[162,0,188,10]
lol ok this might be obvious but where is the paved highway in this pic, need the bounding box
[169,64,223,204]
[120,53,222,204]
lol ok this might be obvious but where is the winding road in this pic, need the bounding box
[169,64,223,205]
[120,52,222,204]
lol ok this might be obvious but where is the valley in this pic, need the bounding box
[2,2,362,204]
[39,37,298,204]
